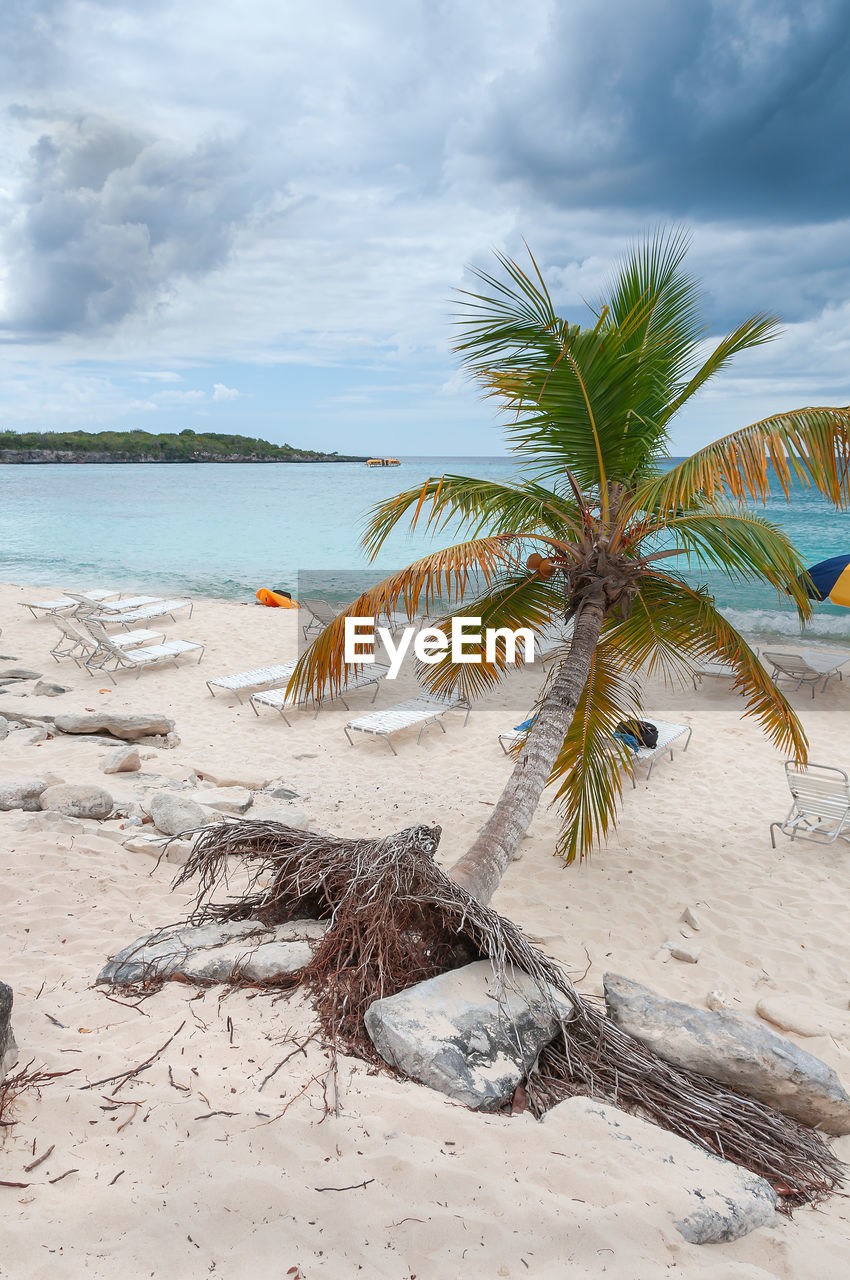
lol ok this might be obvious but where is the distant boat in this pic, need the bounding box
[366,457,401,467]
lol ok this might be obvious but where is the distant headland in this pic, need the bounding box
[0,429,367,464]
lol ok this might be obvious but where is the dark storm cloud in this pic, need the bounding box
[1,114,262,336]
[479,0,850,223]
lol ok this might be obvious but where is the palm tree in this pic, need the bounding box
[291,229,850,905]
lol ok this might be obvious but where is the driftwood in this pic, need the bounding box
[170,818,843,1206]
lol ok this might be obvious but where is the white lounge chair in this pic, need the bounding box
[344,691,471,754]
[19,589,119,619]
[251,662,389,725]
[49,616,165,666]
[696,646,761,681]
[301,598,349,640]
[763,650,850,698]
[623,719,692,783]
[83,620,204,680]
[66,593,163,614]
[88,599,194,628]
[206,661,296,700]
[770,762,850,848]
[498,715,691,782]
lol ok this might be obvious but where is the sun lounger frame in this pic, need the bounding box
[250,663,389,725]
[344,692,471,755]
[762,649,850,698]
[770,761,850,848]
[206,662,296,701]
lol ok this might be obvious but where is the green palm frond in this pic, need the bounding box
[606,574,807,758]
[643,505,813,618]
[636,407,850,513]
[414,571,569,701]
[546,641,643,864]
[363,474,582,558]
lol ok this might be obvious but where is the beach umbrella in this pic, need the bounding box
[801,554,850,607]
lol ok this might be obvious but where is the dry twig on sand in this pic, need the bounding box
[163,818,846,1207]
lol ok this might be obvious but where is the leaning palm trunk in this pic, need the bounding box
[450,597,606,903]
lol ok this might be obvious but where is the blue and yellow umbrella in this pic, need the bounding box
[801,555,850,608]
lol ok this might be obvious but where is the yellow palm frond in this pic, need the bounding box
[287,535,524,701]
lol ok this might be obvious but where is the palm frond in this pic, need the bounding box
[636,407,850,513]
[363,474,582,559]
[643,505,813,618]
[606,574,807,759]
[413,572,570,702]
[546,641,642,864]
[287,536,523,701]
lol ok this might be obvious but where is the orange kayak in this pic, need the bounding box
[256,588,298,608]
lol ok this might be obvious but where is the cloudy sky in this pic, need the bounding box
[1,0,849,456]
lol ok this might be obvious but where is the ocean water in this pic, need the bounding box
[2,456,850,642]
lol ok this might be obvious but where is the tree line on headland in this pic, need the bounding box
[0,429,366,463]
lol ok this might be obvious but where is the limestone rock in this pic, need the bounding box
[97,919,322,986]
[148,791,213,836]
[604,973,850,1134]
[364,960,573,1111]
[670,943,701,964]
[121,833,167,857]
[0,776,49,811]
[39,783,114,820]
[1,980,17,1080]
[266,784,299,801]
[0,716,8,741]
[193,766,273,790]
[11,726,49,745]
[756,994,850,1040]
[101,746,141,774]
[33,681,71,697]
[0,668,42,681]
[198,786,253,815]
[680,906,702,931]
[544,1097,776,1245]
[53,712,175,741]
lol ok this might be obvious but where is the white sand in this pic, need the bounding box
[2,580,850,1278]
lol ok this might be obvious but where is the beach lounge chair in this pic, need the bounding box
[498,715,691,783]
[770,762,850,848]
[49,616,165,666]
[87,599,194,628]
[19,589,119,620]
[696,646,761,681]
[251,662,390,725]
[344,690,471,754]
[83,620,204,680]
[66,593,163,614]
[206,661,296,700]
[762,650,850,697]
[622,719,692,783]
[301,598,348,639]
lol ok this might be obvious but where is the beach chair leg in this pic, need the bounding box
[278,709,293,727]
[370,682,380,703]
[344,727,355,747]
[770,822,780,848]
[380,733,398,756]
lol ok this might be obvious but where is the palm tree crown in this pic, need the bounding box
[291,229,850,903]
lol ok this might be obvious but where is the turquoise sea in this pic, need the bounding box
[2,457,850,642]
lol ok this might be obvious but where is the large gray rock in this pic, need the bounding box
[604,973,850,1135]
[148,791,213,836]
[98,919,323,986]
[101,746,141,774]
[365,960,573,1111]
[0,668,42,681]
[53,712,175,741]
[39,783,114,820]
[545,1097,776,1245]
[1,981,17,1081]
[0,776,49,811]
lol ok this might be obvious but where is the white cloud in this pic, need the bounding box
[212,382,240,400]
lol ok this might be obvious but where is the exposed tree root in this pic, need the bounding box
[170,819,844,1207]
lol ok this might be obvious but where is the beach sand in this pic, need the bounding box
[2,580,850,1278]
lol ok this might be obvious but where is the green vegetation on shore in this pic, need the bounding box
[0,429,365,463]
